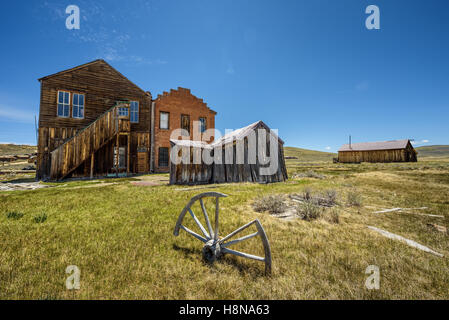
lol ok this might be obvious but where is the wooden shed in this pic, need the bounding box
[338,139,417,163]
[170,121,288,185]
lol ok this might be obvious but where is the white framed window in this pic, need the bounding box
[57,91,70,117]
[160,112,169,129]
[130,101,139,123]
[118,107,129,117]
[72,93,85,119]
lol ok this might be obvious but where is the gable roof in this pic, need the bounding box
[38,59,148,95]
[170,120,284,148]
[339,139,412,152]
[213,120,284,146]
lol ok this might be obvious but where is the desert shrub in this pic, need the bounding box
[33,213,47,224]
[296,201,322,221]
[252,195,287,214]
[322,189,338,206]
[302,187,313,201]
[296,170,325,179]
[6,212,24,220]
[322,208,340,224]
[347,190,363,207]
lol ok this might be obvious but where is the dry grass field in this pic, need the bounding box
[0,146,448,299]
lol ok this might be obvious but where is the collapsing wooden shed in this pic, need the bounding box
[169,121,288,185]
[338,139,417,163]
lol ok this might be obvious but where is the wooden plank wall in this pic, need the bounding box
[170,131,288,185]
[49,106,124,180]
[337,149,415,163]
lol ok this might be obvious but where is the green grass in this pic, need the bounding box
[0,144,36,156]
[0,151,448,299]
[284,146,336,162]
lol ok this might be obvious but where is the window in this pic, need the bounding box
[159,147,169,167]
[199,117,207,133]
[181,114,190,136]
[72,93,85,119]
[57,91,70,117]
[160,112,169,129]
[130,101,139,123]
[118,107,129,117]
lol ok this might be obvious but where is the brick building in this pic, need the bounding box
[36,59,216,180]
[153,88,216,172]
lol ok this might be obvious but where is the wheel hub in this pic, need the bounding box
[202,239,222,263]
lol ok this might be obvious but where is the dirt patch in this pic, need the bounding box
[0,182,50,191]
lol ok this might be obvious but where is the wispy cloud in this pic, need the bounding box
[40,1,165,66]
[226,63,235,75]
[411,139,430,145]
[0,104,35,124]
[355,81,369,91]
[325,146,331,150]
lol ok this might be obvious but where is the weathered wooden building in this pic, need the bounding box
[169,121,288,185]
[338,139,417,163]
[36,59,216,180]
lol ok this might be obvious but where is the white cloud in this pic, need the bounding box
[411,139,430,145]
[325,146,331,150]
[0,105,35,123]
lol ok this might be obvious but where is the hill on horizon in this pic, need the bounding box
[415,145,449,158]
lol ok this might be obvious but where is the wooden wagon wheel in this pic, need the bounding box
[173,192,272,274]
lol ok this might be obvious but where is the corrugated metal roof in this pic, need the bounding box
[339,139,411,152]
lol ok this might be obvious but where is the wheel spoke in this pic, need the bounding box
[222,232,259,247]
[222,247,265,262]
[180,225,208,243]
[214,197,219,241]
[219,220,256,244]
[200,198,214,238]
[188,208,210,239]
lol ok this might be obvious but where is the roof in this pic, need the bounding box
[38,59,148,95]
[170,120,284,148]
[339,139,412,152]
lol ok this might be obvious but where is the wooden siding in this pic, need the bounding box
[38,60,150,131]
[36,60,152,180]
[338,145,417,163]
[170,131,288,185]
[50,105,129,180]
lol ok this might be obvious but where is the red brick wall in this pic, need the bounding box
[153,87,216,172]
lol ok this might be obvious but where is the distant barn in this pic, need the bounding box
[338,139,417,163]
[170,121,288,185]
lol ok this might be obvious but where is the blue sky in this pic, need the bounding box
[0,0,448,151]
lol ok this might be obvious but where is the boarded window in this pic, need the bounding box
[159,147,169,167]
[199,117,206,133]
[72,93,85,119]
[160,112,169,129]
[181,114,190,136]
[57,91,70,117]
[130,101,139,123]
[114,147,127,169]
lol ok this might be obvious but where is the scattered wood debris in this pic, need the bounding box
[373,207,444,218]
[368,226,444,257]
[426,223,447,233]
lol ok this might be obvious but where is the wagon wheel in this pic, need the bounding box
[173,192,272,274]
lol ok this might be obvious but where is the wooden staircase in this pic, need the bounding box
[50,102,131,180]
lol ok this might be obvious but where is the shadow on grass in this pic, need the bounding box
[172,244,265,278]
